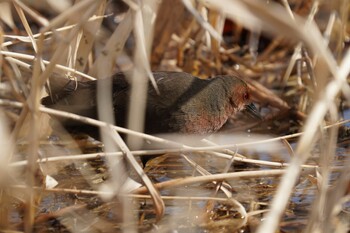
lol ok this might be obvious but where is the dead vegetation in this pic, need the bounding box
[0,0,349,232]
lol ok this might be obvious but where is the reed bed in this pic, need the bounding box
[0,0,349,232]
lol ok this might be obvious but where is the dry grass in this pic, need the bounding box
[0,0,349,232]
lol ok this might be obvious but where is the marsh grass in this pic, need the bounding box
[0,0,349,232]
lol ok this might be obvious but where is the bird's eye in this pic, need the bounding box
[243,92,249,100]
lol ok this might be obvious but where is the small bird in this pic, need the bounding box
[42,71,260,164]
[42,71,260,138]
[43,71,260,167]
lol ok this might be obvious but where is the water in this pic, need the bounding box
[8,132,350,232]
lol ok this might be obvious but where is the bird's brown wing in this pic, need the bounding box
[41,73,130,128]
[145,72,208,133]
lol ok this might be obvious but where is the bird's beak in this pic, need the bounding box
[244,103,262,120]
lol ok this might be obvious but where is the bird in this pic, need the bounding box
[42,71,260,163]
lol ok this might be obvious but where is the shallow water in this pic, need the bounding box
[8,131,350,232]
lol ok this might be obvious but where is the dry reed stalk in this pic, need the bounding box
[3,1,104,231]
[2,55,95,80]
[2,15,108,48]
[88,10,133,76]
[125,0,159,151]
[10,169,285,198]
[9,147,322,171]
[12,3,44,229]
[134,169,286,194]
[11,184,257,202]
[12,0,49,26]
[72,1,107,73]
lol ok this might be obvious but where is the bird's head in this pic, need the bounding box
[219,75,262,120]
